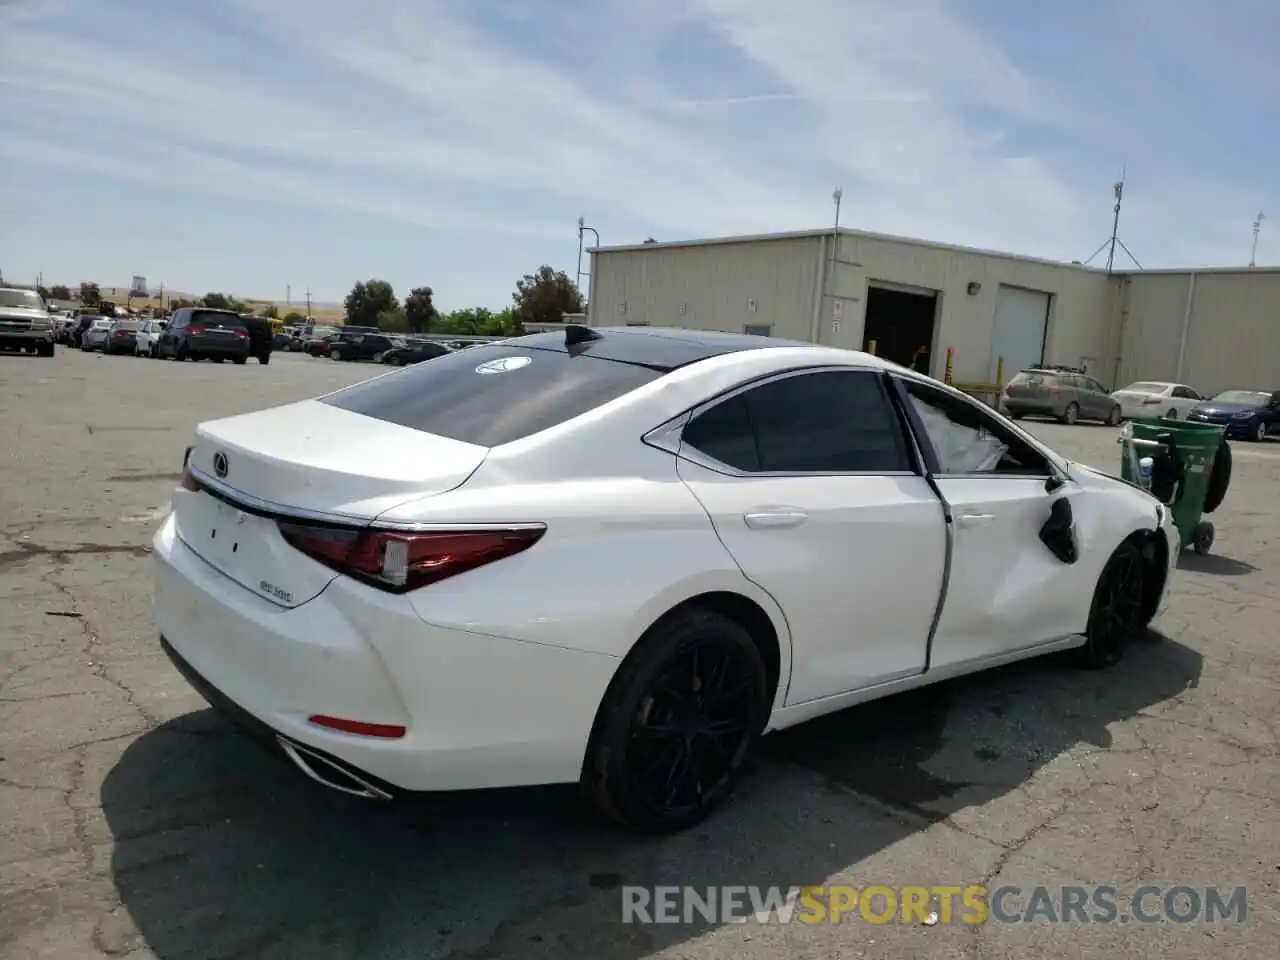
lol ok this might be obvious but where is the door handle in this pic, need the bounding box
[744,509,808,530]
[955,512,995,528]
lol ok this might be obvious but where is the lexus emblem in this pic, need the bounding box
[212,452,229,479]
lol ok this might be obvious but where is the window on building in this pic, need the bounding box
[743,324,772,337]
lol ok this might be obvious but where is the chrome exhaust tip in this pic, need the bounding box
[276,736,392,801]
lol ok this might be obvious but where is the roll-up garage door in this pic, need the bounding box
[990,285,1051,381]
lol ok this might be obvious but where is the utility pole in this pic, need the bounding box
[305,287,312,319]
[1250,211,1264,267]
[159,282,165,311]
[287,284,291,305]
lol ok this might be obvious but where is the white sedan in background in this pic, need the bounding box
[1111,381,1203,420]
[153,326,1178,832]
[134,318,168,356]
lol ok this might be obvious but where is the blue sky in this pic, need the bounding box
[2,0,1276,310]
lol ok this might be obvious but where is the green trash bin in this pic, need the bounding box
[1119,417,1226,554]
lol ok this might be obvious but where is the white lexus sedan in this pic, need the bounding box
[153,326,1179,832]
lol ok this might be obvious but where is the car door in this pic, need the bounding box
[673,367,947,704]
[162,311,186,355]
[1267,392,1280,434]
[1171,385,1200,419]
[1078,376,1110,419]
[896,377,1092,668]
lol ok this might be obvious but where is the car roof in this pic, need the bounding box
[506,325,888,373]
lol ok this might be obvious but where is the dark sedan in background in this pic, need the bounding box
[104,319,140,355]
[1186,389,1280,441]
[379,339,451,365]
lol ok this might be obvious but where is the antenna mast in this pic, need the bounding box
[1250,211,1264,267]
[1082,171,1143,272]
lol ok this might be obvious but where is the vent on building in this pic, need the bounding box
[744,324,772,337]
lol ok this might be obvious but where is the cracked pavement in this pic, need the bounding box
[2,348,1277,959]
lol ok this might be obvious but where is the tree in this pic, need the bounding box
[262,304,279,319]
[201,292,234,310]
[512,265,584,326]
[50,284,70,300]
[36,284,50,301]
[79,282,101,306]
[377,308,409,333]
[345,280,398,327]
[283,310,306,324]
[404,286,439,333]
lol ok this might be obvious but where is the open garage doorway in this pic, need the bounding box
[862,282,939,375]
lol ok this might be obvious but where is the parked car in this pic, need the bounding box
[135,319,168,356]
[80,317,114,352]
[1110,381,1202,420]
[1001,367,1122,425]
[154,326,1178,831]
[328,331,397,362]
[304,326,342,356]
[104,318,140,355]
[156,308,252,363]
[67,315,97,347]
[1186,389,1280,442]
[0,286,56,357]
[379,340,452,366]
[240,315,274,365]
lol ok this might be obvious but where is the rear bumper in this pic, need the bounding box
[151,514,617,794]
[1003,399,1060,417]
[187,338,250,356]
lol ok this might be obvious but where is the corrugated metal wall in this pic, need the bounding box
[588,237,822,340]
[1115,269,1280,395]
[589,235,1276,392]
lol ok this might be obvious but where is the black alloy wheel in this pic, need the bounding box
[582,609,768,832]
[1075,542,1146,669]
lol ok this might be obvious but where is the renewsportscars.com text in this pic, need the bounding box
[621,884,1248,925]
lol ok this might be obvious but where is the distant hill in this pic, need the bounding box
[88,286,344,319]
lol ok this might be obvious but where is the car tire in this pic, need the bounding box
[330,349,342,360]
[233,356,247,365]
[36,342,55,358]
[258,353,270,365]
[1107,405,1122,426]
[1203,440,1232,513]
[1061,402,1079,425]
[1166,408,1178,420]
[1252,421,1266,442]
[1073,540,1146,669]
[580,607,770,833]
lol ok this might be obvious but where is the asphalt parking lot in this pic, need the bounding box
[2,347,1277,959]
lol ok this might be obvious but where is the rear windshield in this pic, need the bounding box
[1211,390,1268,405]
[192,311,244,328]
[321,343,663,446]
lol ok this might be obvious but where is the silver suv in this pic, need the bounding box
[0,287,55,357]
[1002,367,1122,426]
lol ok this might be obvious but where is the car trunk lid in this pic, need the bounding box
[175,400,489,606]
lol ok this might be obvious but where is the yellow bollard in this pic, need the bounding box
[867,339,877,356]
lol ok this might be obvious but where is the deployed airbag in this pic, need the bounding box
[910,397,1009,473]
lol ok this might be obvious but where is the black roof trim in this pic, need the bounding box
[505,325,807,372]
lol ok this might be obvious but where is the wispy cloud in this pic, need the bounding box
[0,0,1275,301]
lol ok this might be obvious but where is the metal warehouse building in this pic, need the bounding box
[585,229,1280,395]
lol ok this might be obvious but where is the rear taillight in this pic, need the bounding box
[188,325,205,335]
[276,522,544,593]
[234,329,247,338]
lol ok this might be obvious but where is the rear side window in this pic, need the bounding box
[681,370,911,473]
[321,345,663,446]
